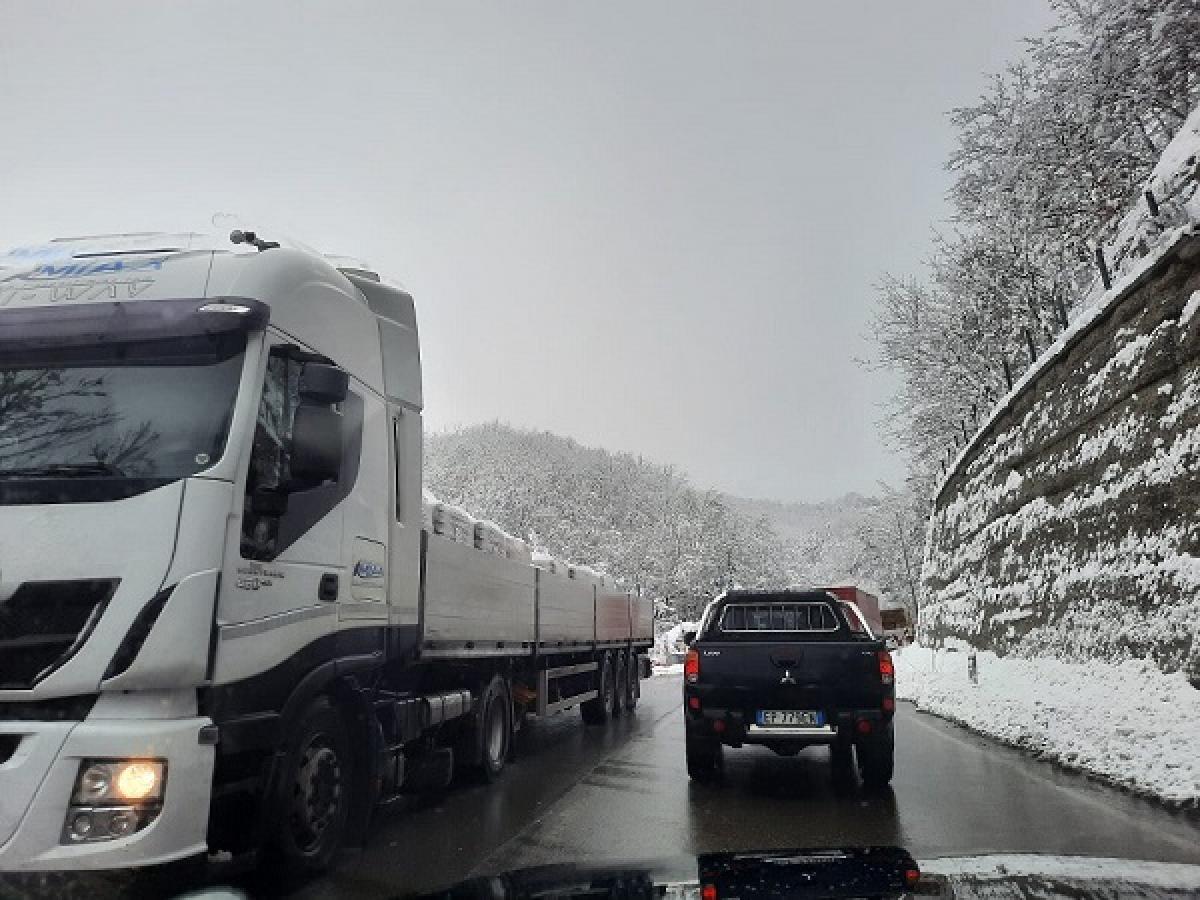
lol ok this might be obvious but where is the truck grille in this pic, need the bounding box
[0,580,118,689]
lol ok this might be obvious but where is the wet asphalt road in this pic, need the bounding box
[234,674,1200,898]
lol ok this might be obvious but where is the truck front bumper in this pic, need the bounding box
[0,716,214,872]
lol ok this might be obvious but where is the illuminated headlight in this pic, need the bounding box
[73,759,165,804]
[62,759,166,844]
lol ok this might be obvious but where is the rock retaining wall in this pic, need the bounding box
[922,233,1200,679]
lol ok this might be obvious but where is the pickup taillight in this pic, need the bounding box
[878,650,894,685]
[684,649,700,683]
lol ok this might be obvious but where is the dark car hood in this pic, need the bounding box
[411,849,1200,899]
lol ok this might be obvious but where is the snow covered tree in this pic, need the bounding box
[872,0,1200,496]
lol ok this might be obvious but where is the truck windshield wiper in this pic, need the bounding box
[0,462,128,478]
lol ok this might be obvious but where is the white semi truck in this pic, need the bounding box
[0,231,653,877]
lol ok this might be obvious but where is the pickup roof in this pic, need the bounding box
[682,589,895,786]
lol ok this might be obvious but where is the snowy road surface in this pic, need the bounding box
[225,675,1200,898]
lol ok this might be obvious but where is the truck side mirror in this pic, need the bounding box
[682,630,697,646]
[289,406,343,488]
[300,363,349,404]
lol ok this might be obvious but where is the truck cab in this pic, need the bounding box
[0,233,416,871]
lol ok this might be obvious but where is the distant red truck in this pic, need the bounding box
[824,586,883,636]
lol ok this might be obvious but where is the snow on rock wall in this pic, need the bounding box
[922,235,1200,680]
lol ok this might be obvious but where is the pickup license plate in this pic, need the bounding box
[757,709,824,727]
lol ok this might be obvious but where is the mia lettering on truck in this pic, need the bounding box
[0,232,652,877]
[682,589,895,786]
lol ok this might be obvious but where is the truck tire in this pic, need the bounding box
[625,654,640,711]
[612,651,629,717]
[262,696,353,878]
[476,675,512,782]
[686,734,723,782]
[581,653,614,725]
[857,721,895,788]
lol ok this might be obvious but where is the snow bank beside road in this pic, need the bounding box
[894,646,1200,808]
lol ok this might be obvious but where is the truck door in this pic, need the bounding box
[337,389,389,624]
[226,344,365,632]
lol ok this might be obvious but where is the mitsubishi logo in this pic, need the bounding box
[780,669,796,685]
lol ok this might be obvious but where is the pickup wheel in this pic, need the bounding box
[581,654,614,725]
[261,697,352,878]
[830,739,855,774]
[685,734,723,782]
[857,721,895,788]
[612,651,629,717]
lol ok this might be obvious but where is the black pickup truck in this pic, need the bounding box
[682,589,895,786]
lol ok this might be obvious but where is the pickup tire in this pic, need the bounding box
[830,739,854,771]
[261,696,352,878]
[857,721,895,788]
[685,734,723,782]
[581,653,615,725]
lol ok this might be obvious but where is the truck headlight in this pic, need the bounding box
[62,759,166,844]
[72,759,165,804]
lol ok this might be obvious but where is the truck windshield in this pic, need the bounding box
[0,341,244,503]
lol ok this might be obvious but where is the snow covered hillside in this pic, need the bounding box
[727,491,923,618]
[424,423,794,621]
[426,424,927,625]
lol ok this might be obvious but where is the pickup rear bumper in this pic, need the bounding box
[685,705,890,748]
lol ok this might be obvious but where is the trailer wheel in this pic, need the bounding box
[581,653,614,725]
[612,651,629,717]
[625,654,640,711]
[475,675,512,782]
[262,696,352,877]
[857,720,895,788]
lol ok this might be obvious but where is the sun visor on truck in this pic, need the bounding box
[0,297,269,366]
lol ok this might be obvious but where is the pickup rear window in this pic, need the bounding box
[718,601,839,633]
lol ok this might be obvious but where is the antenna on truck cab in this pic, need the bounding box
[229,229,280,252]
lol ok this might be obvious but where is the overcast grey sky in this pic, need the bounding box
[0,1,1055,502]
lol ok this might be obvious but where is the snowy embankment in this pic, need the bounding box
[894,646,1200,808]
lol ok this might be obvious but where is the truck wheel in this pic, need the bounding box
[612,651,629,717]
[625,655,640,711]
[686,734,723,782]
[476,675,512,781]
[581,654,614,725]
[262,697,352,877]
[857,721,895,788]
